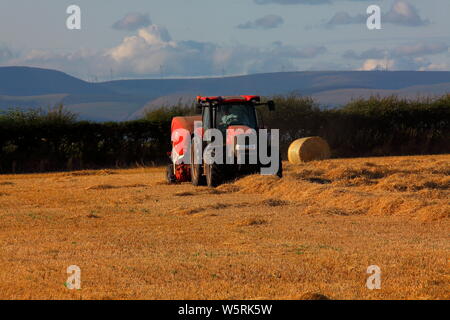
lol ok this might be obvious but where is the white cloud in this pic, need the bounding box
[326,0,429,27]
[0,22,327,79]
[343,48,385,60]
[344,42,449,62]
[392,43,448,57]
[326,12,366,27]
[107,25,175,65]
[419,63,450,71]
[384,0,429,26]
[237,15,284,29]
[112,13,152,31]
[358,59,395,71]
[0,45,14,62]
[357,55,449,71]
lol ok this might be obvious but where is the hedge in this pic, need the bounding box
[0,119,170,173]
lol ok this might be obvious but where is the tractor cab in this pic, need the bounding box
[196,95,274,134]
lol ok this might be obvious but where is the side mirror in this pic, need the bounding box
[267,100,275,111]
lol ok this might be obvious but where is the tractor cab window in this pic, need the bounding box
[216,104,257,132]
[202,106,211,130]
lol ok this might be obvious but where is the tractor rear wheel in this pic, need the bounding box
[191,146,206,186]
[205,163,222,188]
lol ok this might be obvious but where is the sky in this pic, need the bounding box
[0,0,449,80]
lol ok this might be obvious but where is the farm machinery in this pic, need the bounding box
[166,95,282,187]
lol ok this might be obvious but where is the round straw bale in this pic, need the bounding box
[288,137,331,164]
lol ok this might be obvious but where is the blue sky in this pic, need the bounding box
[0,0,449,80]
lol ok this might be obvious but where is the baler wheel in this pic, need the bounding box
[166,164,177,184]
[191,146,206,186]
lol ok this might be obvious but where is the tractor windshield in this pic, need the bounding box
[216,104,257,132]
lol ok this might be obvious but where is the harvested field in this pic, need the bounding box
[0,155,448,300]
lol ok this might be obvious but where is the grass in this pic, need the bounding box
[0,155,448,300]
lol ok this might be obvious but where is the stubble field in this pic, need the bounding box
[0,154,448,300]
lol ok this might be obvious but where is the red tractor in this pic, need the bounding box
[166,95,281,187]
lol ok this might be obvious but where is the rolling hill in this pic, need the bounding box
[0,66,449,121]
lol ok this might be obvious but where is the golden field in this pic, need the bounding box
[0,154,448,300]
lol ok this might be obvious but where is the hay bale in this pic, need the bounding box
[288,137,331,164]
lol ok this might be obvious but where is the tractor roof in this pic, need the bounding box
[196,95,260,104]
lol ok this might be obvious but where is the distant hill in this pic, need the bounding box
[0,66,112,96]
[310,82,450,106]
[102,71,450,96]
[0,67,449,121]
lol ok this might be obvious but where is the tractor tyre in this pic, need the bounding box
[205,163,222,188]
[166,164,177,184]
[191,146,206,186]
[259,152,283,177]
